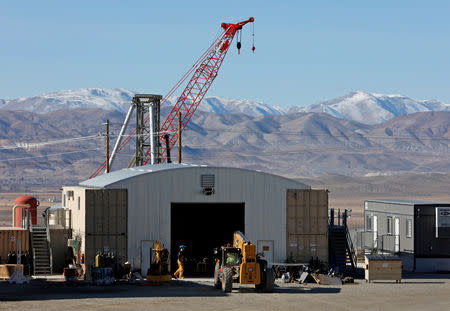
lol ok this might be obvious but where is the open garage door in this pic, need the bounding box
[171,203,245,276]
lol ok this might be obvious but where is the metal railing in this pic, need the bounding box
[31,241,36,275]
[353,231,400,254]
[46,225,53,275]
[344,226,357,268]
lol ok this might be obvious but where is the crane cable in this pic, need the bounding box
[252,21,255,52]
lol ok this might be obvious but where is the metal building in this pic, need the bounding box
[61,163,329,276]
[364,199,450,272]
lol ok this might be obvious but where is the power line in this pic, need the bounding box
[0,147,103,162]
[0,135,102,150]
[1,124,448,152]
[187,128,450,142]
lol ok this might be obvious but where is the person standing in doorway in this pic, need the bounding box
[173,245,186,279]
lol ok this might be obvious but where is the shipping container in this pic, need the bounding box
[84,189,128,269]
[286,189,328,265]
[0,228,30,264]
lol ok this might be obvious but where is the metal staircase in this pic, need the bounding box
[329,209,357,274]
[30,227,52,275]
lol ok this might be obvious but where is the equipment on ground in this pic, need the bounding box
[213,231,274,293]
[89,17,255,178]
[63,266,78,282]
[8,240,29,284]
[147,241,171,282]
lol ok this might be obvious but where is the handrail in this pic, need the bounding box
[49,247,53,275]
[46,225,53,275]
[344,226,357,268]
[32,245,36,276]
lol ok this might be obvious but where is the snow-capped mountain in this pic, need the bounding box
[294,91,450,125]
[0,88,135,114]
[1,88,448,124]
[0,88,284,117]
[199,97,286,116]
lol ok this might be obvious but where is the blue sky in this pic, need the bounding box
[1,0,449,107]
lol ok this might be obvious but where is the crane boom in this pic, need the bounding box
[148,17,254,164]
[89,17,254,178]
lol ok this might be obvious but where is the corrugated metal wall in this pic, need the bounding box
[286,189,328,265]
[49,228,71,273]
[84,189,128,267]
[0,228,29,264]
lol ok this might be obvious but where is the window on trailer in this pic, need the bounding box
[406,219,412,238]
[387,217,393,235]
[366,214,372,231]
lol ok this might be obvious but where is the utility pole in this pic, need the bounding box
[105,119,110,173]
[164,134,172,163]
[178,112,182,164]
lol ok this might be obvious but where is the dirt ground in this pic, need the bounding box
[0,275,449,311]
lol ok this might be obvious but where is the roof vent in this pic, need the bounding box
[201,174,215,188]
[201,174,215,195]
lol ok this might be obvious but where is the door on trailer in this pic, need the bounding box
[373,215,378,248]
[141,240,155,276]
[394,218,400,252]
[257,240,274,266]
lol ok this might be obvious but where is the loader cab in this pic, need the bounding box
[223,247,242,266]
[214,246,242,267]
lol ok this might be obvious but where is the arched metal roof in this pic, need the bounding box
[79,163,309,189]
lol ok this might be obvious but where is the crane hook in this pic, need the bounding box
[251,20,255,53]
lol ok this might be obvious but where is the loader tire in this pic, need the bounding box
[214,264,222,289]
[262,268,275,293]
[256,261,274,293]
[221,267,233,293]
[255,260,267,291]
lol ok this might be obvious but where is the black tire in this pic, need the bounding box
[221,266,233,293]
[262,268,275,293]
[256,261,274,293]
[214,264,222,289]
[255,260,267,291]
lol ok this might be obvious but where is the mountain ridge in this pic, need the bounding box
[0,108,448,191]
[1,88,449,124]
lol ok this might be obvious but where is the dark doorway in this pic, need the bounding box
[171,203,245,276]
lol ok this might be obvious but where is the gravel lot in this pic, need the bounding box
[0,274,449,311]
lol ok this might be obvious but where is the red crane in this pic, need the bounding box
[89,17,254,178]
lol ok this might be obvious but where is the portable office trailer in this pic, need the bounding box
[63,164,329,276]
[364,199,450,272]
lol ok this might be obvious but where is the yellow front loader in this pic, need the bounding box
[213,231,274,293]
